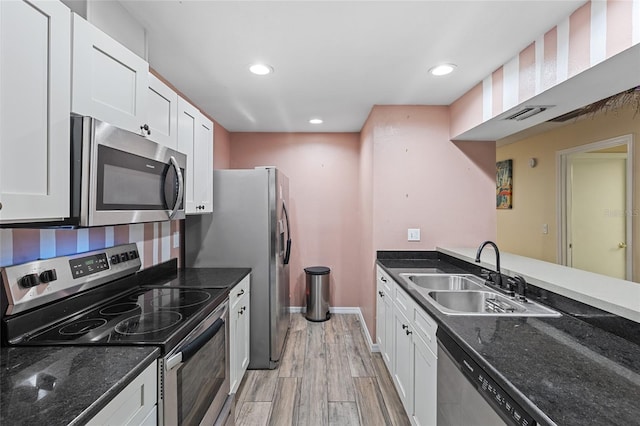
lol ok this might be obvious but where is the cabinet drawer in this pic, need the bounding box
[413,306,438,356]
[376,267,393,293]
[230,275,250,308]
[394,284,414,319]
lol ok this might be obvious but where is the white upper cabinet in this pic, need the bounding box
[177,97,214,214]
[71,13,149,135]
[0,0,71,223]
[194,114,214,213]
[147,73,178,150]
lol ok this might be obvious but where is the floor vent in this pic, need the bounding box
[503,106,553,121]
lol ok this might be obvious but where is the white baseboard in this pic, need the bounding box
[289,306,379,352]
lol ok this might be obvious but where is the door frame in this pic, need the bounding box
[556,134,634,280]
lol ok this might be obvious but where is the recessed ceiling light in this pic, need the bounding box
[429,64,456,76]
[309,118,323,124]
[249,63,273,75]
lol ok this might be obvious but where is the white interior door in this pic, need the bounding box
[568,154,627,279]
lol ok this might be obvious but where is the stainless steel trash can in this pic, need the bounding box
[305,266,330,322]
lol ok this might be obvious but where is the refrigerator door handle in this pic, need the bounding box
[282,201,292,265]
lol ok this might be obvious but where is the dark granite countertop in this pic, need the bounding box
[377,256,640,426]
[0,346,159,426]
[140,262,251,290]
[173,267,251,289]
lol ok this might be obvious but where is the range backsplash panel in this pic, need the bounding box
[0,221,182,269]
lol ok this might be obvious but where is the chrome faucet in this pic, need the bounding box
[475,241,502,289]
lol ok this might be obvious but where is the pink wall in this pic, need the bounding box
[228,109,496,340]
[370,106,496,249]
[449,82,483,140]
[229,133,362,309]
[359,105,496,337]
[358,115,376,339]
[213,120,231,169]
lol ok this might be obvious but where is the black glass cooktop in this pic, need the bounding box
[17,287,225,351]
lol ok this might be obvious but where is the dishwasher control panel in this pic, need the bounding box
[441,332,536,426]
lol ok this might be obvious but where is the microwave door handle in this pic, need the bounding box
[167,155,184,220]
[165,317,225,371]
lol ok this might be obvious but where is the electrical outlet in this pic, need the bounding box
[408,228,421,241]
[173,232,180,248]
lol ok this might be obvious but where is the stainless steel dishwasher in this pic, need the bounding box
[437,332,537,426]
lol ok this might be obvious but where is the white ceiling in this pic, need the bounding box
[120,0,586,133]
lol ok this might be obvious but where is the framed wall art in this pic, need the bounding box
[496,159,512,209]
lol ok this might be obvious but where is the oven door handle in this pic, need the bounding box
[166,317,225,371]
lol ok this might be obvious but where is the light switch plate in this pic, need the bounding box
[408,228,421,241]
[173,232,180,248]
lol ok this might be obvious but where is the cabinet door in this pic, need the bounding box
[376,284,386,353]
[87,361,157,425]
[72,13,148,134]
[177,97,199,213]
[383,290,394,370]
[229,297,240,393]
[178,97,213,214]
[238,292,250,378]
[376,283,394,371]
[147,73,178,149]
[0,0,71,223]
[393,310,413,414]
[413,335,437,426]
[194,114,213,213]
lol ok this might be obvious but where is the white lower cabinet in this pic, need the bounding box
[376,266,438,426]
[229,275,250,393]
[376,269,394,369]
[87,360,157,426]
[393,307,414,414]
[413,333,437,426]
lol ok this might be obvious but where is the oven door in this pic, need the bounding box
[76,116,186,226]
[161,301,229,426]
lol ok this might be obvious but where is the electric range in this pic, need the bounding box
[1,243,233,425]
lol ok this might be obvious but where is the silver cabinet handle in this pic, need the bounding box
[168,156,184,220]
[237,289,245,297]
[381,277,387,283]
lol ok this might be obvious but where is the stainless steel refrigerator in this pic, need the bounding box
[185,167,291,369]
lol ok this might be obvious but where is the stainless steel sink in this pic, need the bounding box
[401,273,484,291]
[396,271,561,317]
[428,291,524,313]
[425,290,561,317]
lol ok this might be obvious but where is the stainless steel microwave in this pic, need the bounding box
[69,116,186,227]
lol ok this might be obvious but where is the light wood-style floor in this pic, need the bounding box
[234,313,411,426]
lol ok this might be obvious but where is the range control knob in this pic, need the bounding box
[111,255,121,265]
[19,273,40,288]
[129,250,138,259]
[39,269,57,283]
